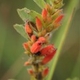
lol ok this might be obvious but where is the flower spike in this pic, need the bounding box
[14,0,64,79]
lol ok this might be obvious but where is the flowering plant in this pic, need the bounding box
[14,0,64,80]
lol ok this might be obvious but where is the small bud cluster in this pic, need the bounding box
[22,0,64,80]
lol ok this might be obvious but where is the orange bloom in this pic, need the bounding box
[36,17,42,31]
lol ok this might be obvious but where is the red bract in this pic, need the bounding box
[41,45,56,64]
[36,17,42,31]
[30,41,42,53]
[42,8,48,20]
[42,67,49,77]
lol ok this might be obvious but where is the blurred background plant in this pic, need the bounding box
[0,0,80,80]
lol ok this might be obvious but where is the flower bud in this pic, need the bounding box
[25,23,33,34]
[42,8,48,20]
[54,14,64,23]
[31,35,37,43]
[36,17,42,31]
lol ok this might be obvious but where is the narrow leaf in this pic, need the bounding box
[14,24,30,40]
[47,0,79,80]
[17,8,42,22]
[33,0,46,9]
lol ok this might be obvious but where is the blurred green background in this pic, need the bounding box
[0,0,80,80]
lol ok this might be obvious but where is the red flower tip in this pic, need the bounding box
[24,61,31,66]
[30,41,42,53]
[23,43,29,50]
[42,8,48,20]
[27,69,34,75]
[41,45,57,64]
[42,67,49,77]
[25,23,32,34]
[54,14,64,23]
[38,37,46,44]
[36,17,42,31]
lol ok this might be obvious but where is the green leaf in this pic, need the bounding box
[17,8,42,22]
[33,0,46,9]
[17,8,32,22]
[14,24,30,40]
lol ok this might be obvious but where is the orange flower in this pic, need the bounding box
[41,45,56,64]
[42,67,49,77]
[30,37,46,54]
[36,17,42,31]
[25,23,33,34]
[42,8,48,20]
[30,41,42,53]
